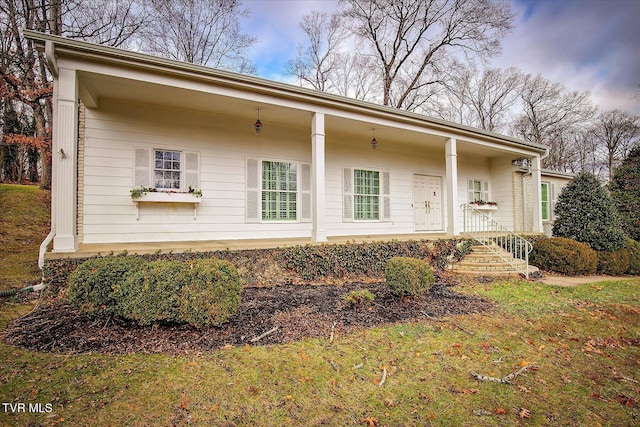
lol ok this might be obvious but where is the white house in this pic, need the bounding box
[28,31,555,259]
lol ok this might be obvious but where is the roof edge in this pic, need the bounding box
[26,30,548,155]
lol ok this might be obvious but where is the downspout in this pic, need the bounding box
[36,40,59,281]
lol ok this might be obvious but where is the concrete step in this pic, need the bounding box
[453,260,526,272]
[464,253,515,263]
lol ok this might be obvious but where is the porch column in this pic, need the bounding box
[52,67,79,252]
[531,156,543,233]
[445,138,460,236]
[311,112,327,242]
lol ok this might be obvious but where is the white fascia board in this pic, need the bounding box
[29,30,549,156]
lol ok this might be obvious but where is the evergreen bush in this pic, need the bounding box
[624,238,640,275]
[596,249,630,276]
[68,256,146,317]
[530,237,597,275]
[610,147,640,241]
[552,172,625,251]
[114,260,188,325]
[115,259,241,328]
[385,257,435,297]
[178,259,242,328]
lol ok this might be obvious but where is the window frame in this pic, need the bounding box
[353,168,381,221]
[468,179,489,203]
[153,149,183,191]
[541,181,550,222]
[260,160,298,222]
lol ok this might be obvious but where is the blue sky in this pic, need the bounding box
[240,0,640,114]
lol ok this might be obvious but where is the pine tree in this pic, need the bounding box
[552,172,625,251]
[610,147,640,241]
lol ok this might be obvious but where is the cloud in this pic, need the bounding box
[241,0,340,77]
[493,0,640,113]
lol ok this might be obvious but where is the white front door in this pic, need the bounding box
[413,175,443,231]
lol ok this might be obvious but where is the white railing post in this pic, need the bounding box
[460,204,533,278]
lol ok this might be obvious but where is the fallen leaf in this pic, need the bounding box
[519,407,532,419]
[494,407,509,415]
[361,416,378,427]
[179,397,189,409]
[299,352,309,361]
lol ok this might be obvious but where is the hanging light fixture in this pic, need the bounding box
[370,128,378,150]
[254,108,263,134]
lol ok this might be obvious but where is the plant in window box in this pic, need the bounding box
[188,186,203,198]
[130,187,155,199]
[470,200,498,208]
[130,186,202,199]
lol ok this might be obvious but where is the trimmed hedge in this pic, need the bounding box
[530,237,597,276]
[114,260,189,326]
[385,257,435,297]
[68,256,147,318]
[178,259,242,328]
[624,238,640,275]
[597,249,630,276]
[282,239,471,281]
[68,257,241,328]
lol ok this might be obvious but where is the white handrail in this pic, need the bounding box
[461,204,533,278]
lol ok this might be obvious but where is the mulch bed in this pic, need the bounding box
[3,276,493,355]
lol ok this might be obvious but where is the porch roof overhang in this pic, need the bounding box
[27,30,548,159]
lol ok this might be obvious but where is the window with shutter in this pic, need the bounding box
[134,148,151,187]
[468,179,489,203]
[300,163,311,223]
[246,158,260,223]
[343,168,390,222]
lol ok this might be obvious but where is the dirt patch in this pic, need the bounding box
[3,276,492,355]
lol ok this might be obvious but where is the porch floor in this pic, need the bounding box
[46,233,452,260]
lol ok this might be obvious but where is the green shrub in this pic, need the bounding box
[385,257,435,297]
[610,147,640,241]
[114,260,188,326]
[68,256,146,317]
[114,258,241,328]
[597,249,630,276]
[341,289,375,307]
[624,238,640,275]
[553,172,625,251]
[178,259,242,328]
[530,237,597,276]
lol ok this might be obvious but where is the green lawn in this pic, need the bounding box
[1,184,638,426]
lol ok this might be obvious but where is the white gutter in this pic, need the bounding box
[45,40,58,78]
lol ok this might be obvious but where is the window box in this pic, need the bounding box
[132,192,202,204]
[132,191,201,220]
[468,203,497,211]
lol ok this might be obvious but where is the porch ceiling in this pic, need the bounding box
[78,71,534,160]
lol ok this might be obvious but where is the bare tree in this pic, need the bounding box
[514,74,595,171]
[341,0,514,110]
[0,0,55,188]
[142,0,256,72]
[592,109,640,181]
[440,64,523,132]
[333,53,380,102]
[287,11,346,92]
[62,0,151,49]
